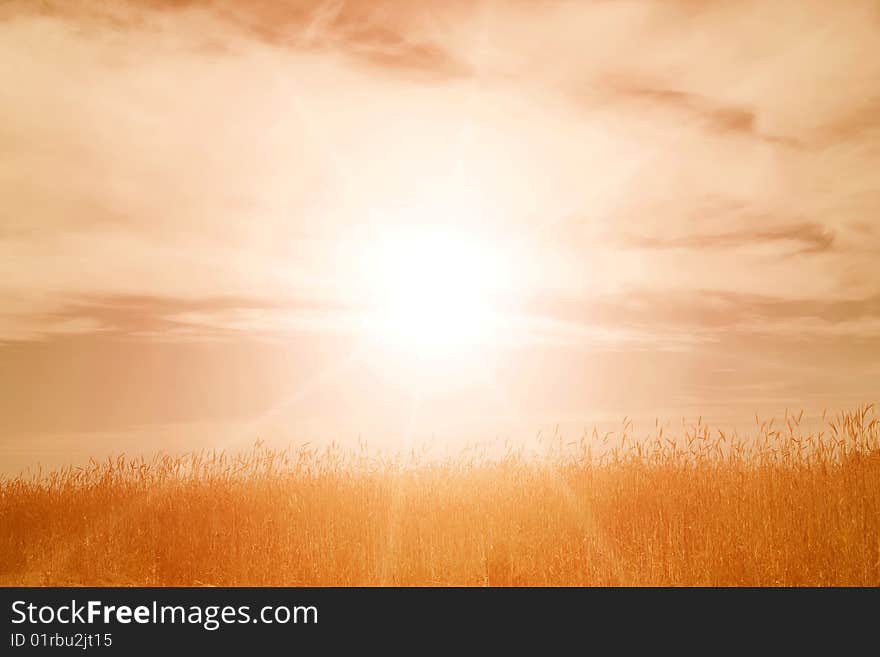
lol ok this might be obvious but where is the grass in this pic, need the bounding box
[1,405,878,586]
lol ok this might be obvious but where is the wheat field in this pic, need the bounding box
[2,405,878,586]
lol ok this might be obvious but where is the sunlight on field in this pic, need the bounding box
[1,405,878,587]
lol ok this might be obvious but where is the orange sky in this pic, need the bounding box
[2,1,879,473]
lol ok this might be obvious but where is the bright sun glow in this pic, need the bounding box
[361,225,510,358]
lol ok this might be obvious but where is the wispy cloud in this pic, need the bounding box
[621,221,835,255]
[601,75,802,146]
[0,0,472,79]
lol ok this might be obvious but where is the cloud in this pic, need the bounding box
[523,288,880,360]
[0,293,358,344]
[621,220,836,255]
[0,0,472,79]
[600,75,802,146]
[0,314,110,344]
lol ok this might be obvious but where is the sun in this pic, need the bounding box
[360,225,510,358]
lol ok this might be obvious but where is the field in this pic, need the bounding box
[2,406,879,587]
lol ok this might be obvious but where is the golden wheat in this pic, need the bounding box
[1,405,878,586]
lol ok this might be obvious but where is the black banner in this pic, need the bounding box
[1,587,877,653]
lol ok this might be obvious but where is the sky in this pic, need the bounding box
[2,0,879,473]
